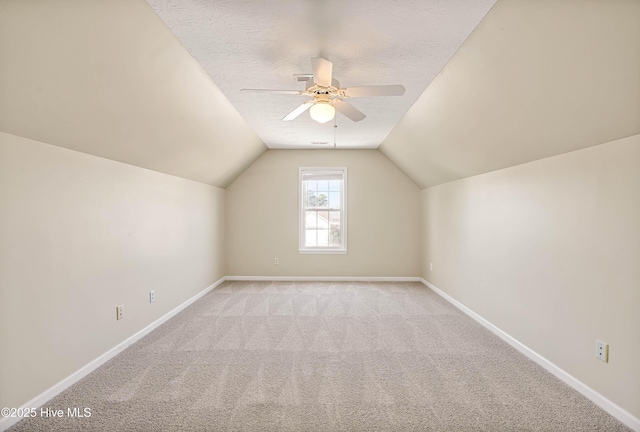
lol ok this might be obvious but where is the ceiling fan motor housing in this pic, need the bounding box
[306,78,341,95]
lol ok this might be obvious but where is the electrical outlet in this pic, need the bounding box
[149,290,155,303]
[274,258,279,265]
[596,340,608,362]
[429,263,433,271]
[116,305,124,320]
[595,340,608,362]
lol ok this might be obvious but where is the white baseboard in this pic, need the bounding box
[0,277,227,432]
[226,276,421,282]
[420,278,640,432]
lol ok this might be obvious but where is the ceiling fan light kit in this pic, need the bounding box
[242,57,405,124]
[309,101,335,123]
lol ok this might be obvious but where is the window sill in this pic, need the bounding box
[299,249,347,255]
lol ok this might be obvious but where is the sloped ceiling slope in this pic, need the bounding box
[0,0,266,187]
[380,0,640,189]
[146,0,495,149]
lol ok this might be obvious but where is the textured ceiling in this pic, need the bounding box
[146,0,496,149]
[380,0,640,188]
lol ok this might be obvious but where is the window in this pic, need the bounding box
[299,167,347,254]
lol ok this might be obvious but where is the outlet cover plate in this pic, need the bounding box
[595,340,608,362]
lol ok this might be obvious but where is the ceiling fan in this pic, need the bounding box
[241,57,405,124]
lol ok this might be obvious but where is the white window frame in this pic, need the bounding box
[299,167,347,254]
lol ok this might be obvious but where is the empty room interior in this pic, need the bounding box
[1,0,639,431]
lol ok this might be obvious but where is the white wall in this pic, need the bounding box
[226,149,421,277]
[422,134,640,419]
[0,132,226,409]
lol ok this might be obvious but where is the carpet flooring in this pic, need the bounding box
[9,281,631,431]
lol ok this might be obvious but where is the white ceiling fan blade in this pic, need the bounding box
[311,57,333,87]
[241,89,302,95]
[342,85,406,98]
[282,101,314,121]
[333,99,366,122]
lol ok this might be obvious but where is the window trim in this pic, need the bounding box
[298,167,347,254]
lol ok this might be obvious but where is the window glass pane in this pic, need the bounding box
[316,193,328,208]
[329,180,340,192]
[329,227,341,247]
[317,229,329,247]
[306,180,317,193]
[305,211,318,228]
[305,229,316,247]
[303,184,311,208]
[305,189,316,208]
[318,180,329,193]
[316,211,329,228]
[328,210,341,224]
[305,208,317,247]
[329,191,340,209]
[329,210,341,247]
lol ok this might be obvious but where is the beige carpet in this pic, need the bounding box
[9,281,630,431]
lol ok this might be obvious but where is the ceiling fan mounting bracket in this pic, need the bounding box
[294,74,314,82]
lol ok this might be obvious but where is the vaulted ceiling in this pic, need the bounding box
[146,0,495,150]
[0,0,265,187]
[380,0,640,188]
[1,0,638,189]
